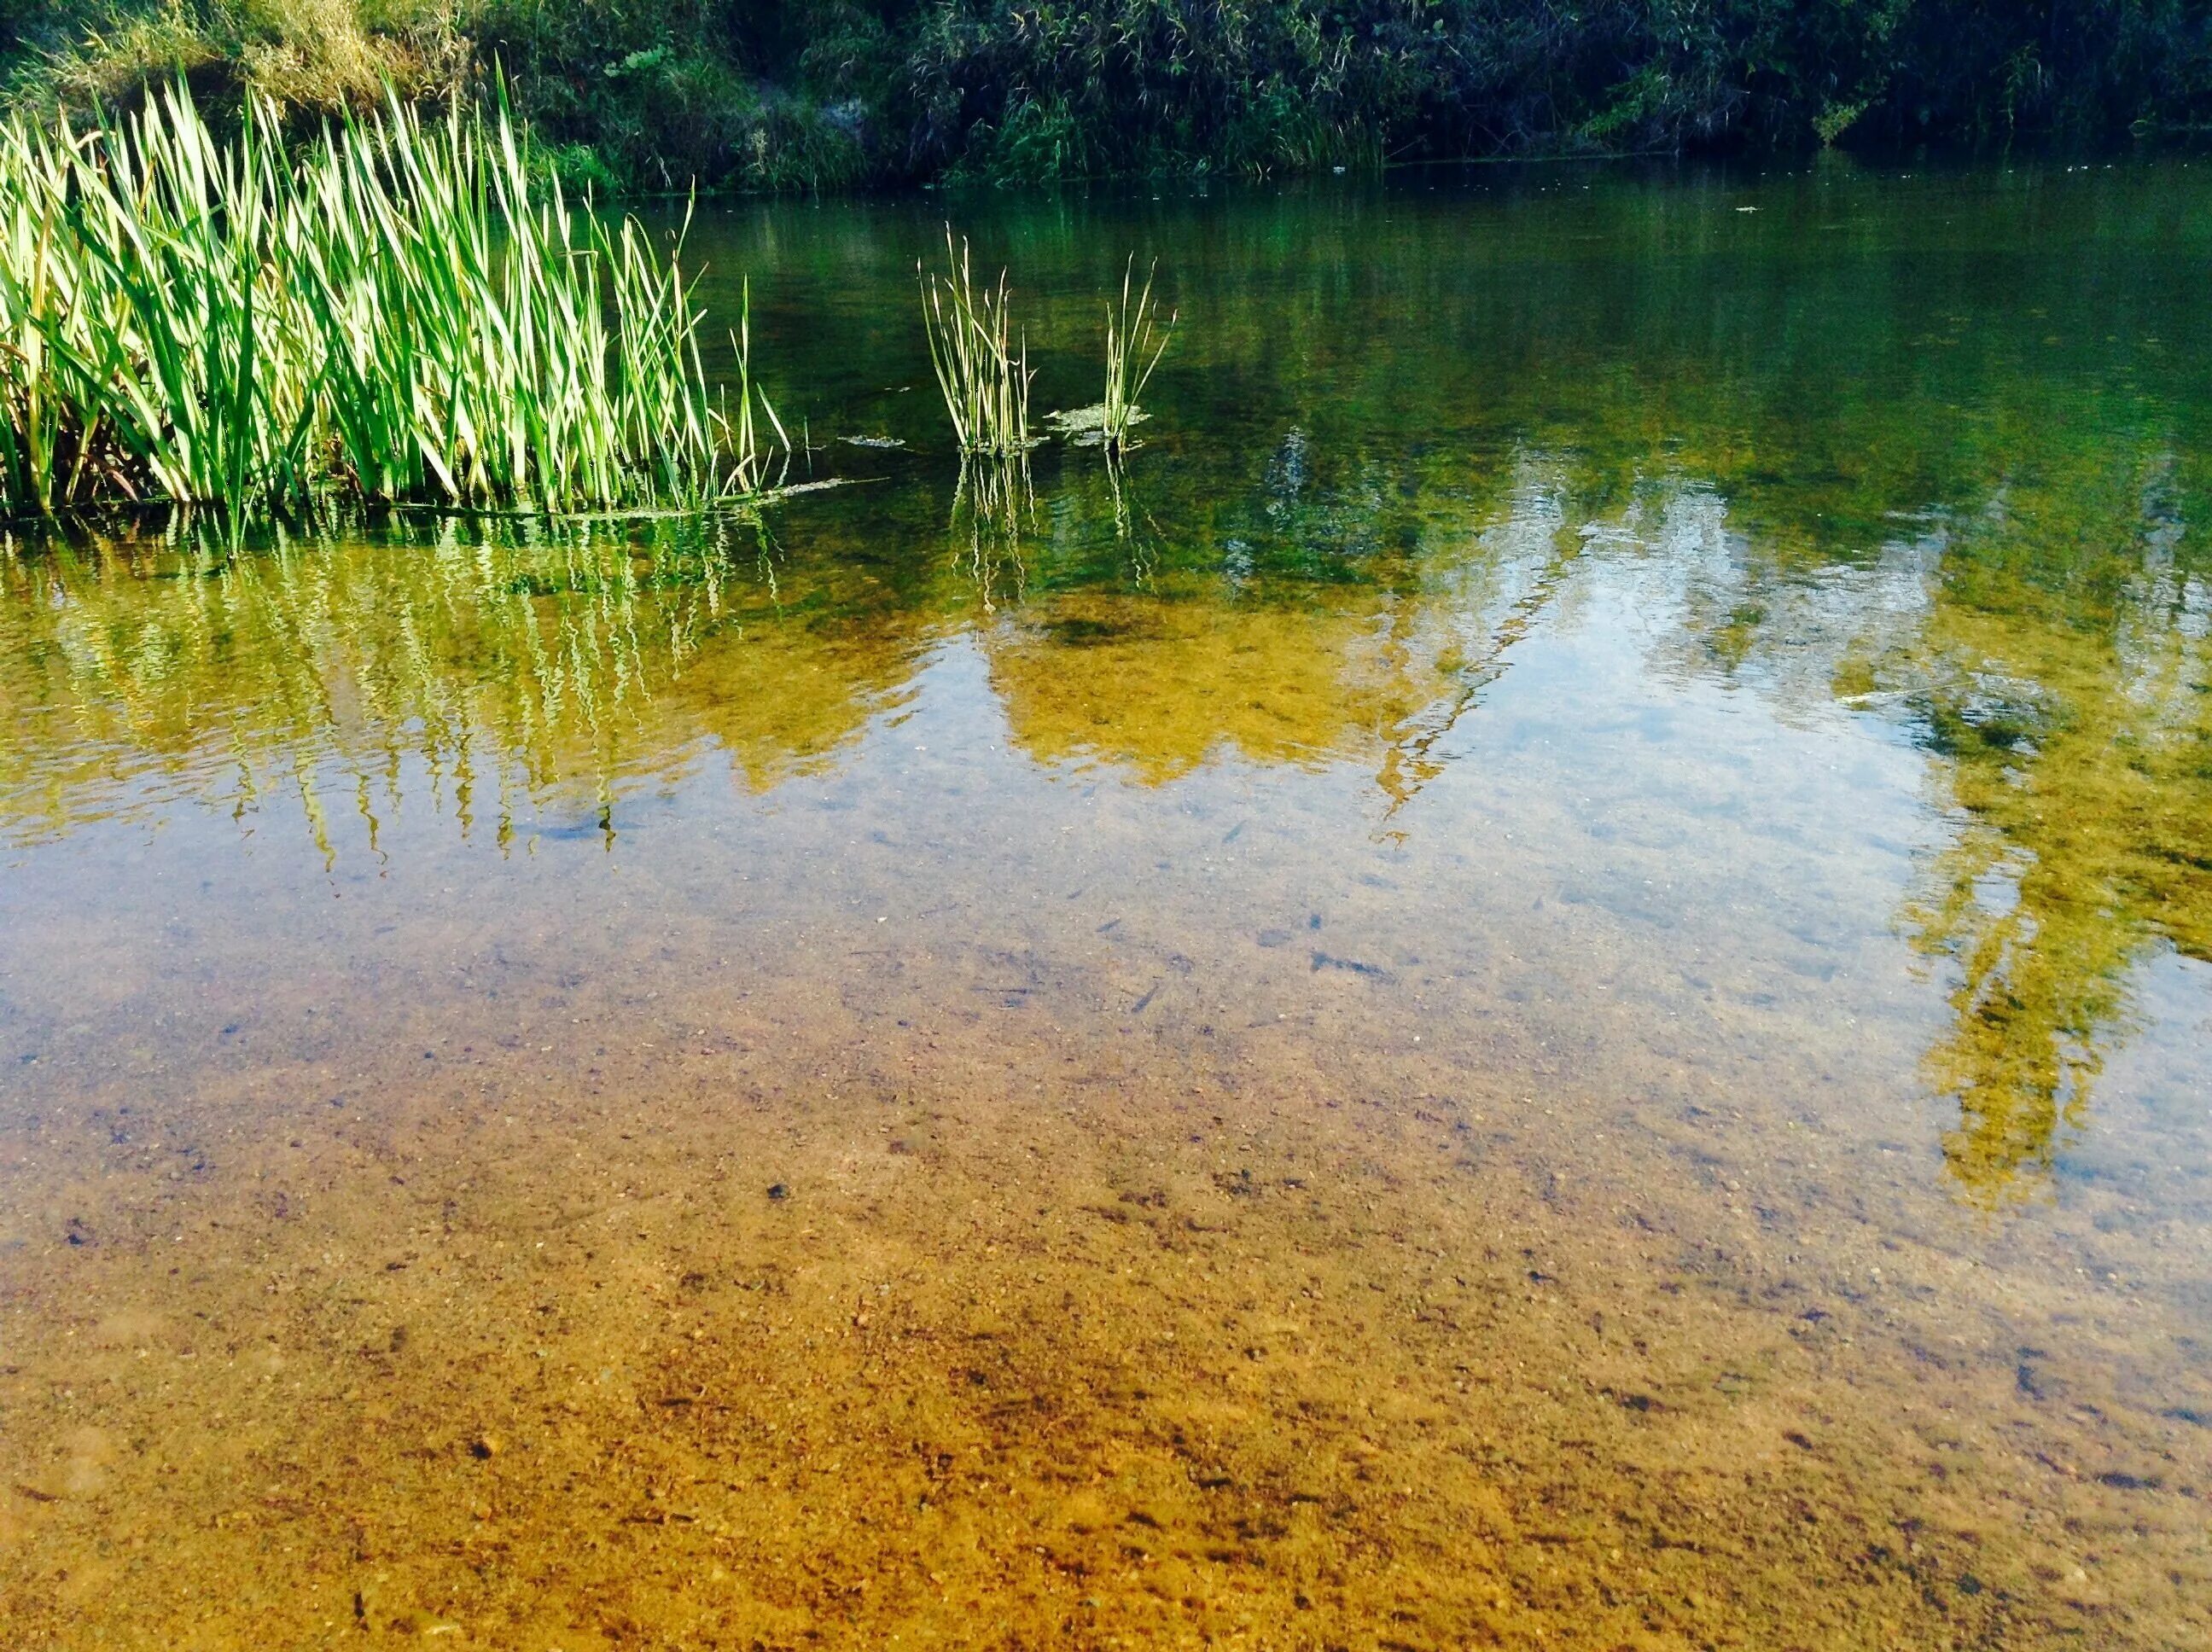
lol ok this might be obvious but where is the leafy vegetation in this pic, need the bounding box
[0,78,779,523]
[7,3,2209,193]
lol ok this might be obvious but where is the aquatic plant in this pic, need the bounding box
[1049,256,1175,452]
[919,230,1033,459]
[722,278,791,498]
[1100,259,1174,450]
[0,79,781,526]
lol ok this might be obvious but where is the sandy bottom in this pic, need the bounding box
[3,934,2208,1652]
[2,562,2209,1650]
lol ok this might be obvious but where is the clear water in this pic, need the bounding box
[2,157,2209,1648]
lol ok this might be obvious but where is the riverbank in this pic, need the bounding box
[7,0,2210,194]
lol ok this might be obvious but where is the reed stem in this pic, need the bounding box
[919,229,1033,460]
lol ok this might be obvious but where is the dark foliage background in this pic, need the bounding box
[6,1,2210,188]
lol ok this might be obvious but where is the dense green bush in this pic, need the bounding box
[907,0,2212,177]
[6,1,2209,189]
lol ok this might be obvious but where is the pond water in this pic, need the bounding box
[2,158,2209,1649]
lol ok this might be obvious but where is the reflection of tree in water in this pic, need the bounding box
[1840,449,2212,1202]
[1575,394,2210,1205]
[4,357,2209,1209]
[980,444,1585,798]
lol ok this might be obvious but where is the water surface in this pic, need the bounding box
[2,158,2210,1649]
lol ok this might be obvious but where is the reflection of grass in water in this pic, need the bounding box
[0,512,765,858]
[950,457,1031,613]
[1103,451,1161,588]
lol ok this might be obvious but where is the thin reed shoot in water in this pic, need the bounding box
[722,278,790,498]
[1048,257,1176,451]
[919,230,1033,459]
[0,80,783,524]
[1100,258,1175,451]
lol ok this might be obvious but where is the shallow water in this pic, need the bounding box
[2,157,2210,1649]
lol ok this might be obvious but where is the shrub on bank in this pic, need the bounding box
[5,1,2209,190]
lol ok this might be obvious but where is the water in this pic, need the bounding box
[3,158,2209,1648]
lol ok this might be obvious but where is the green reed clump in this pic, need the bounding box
[0,79,778,524]
[919,229,1033,459]
[0,94,317,515]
